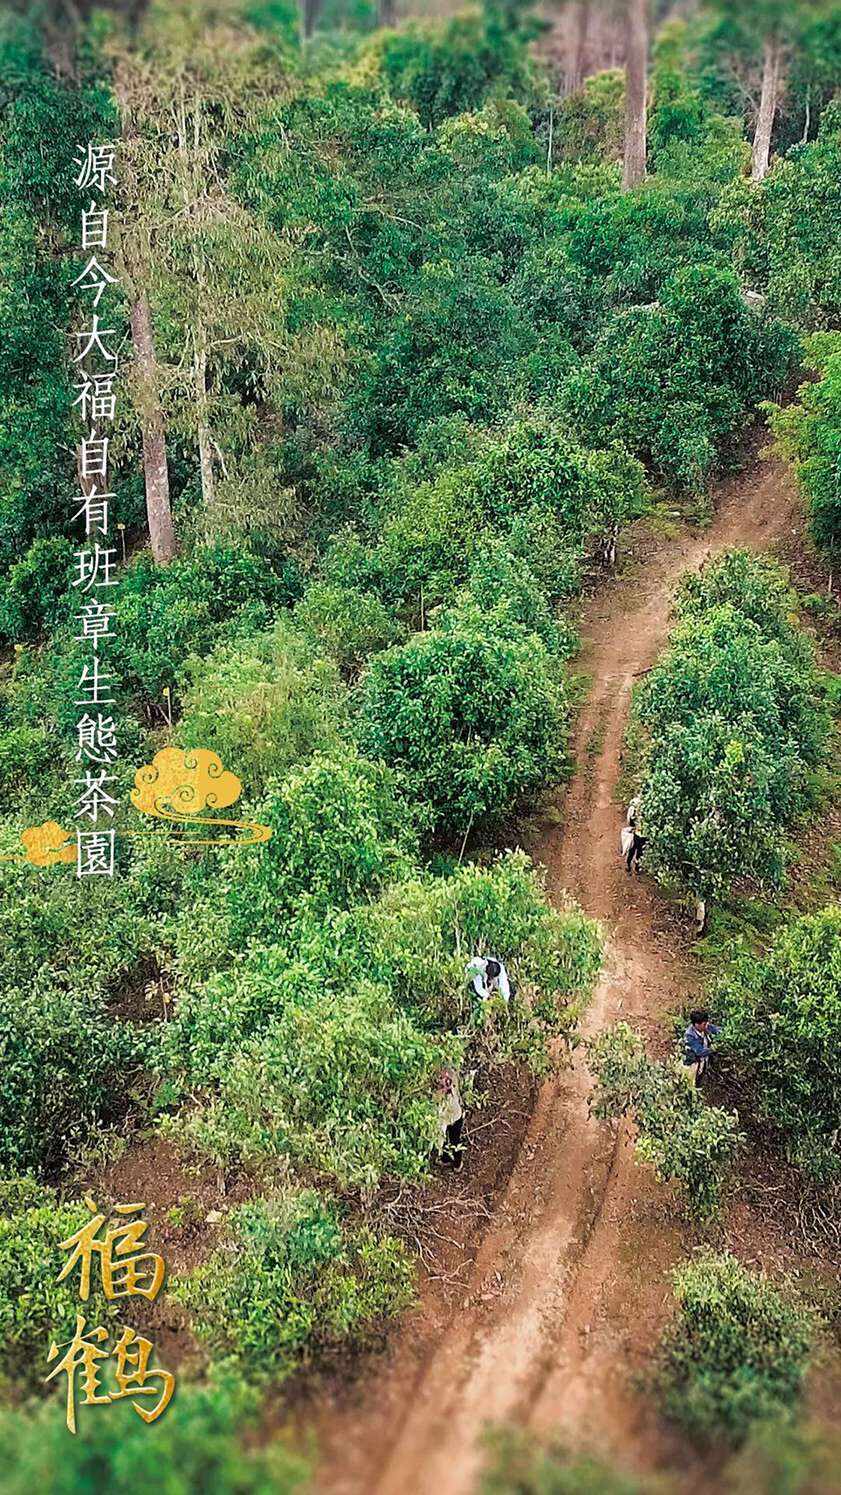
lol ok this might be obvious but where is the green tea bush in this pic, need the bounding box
[0,725,55,812]
[356,609,568,836]
[724,1421,841,1495]
[0,980,149,1175]
[769,338,841,566]
[295,581,404,674]
[356,850,603,1037]
[715,907,841,1179]
[480,1425,648,1495]
[0,536,75,644]
[109,545,302,705]
[0,1183,113,1394]
[228,752,419,928]
[632,552,831,905]
[0,1379,310,1494]
[162,851,601,1184]
[172,1191,414,1380]
[658,1252,815,1444]
[165,978,444,1188]
[371,9,537,129]
[560,267,795,491]
[177,619,345,794]
[718,104,841,331]
[589,1024,743,1222]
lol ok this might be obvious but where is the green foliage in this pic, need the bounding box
[0,1183,113,1395]
[551,71,625,167]
[633,551,831,902]
[724,1421,841,1495]
[589,1024,743,1222]
[714,906,841,1179]
[164,976,445,1188]
[741,104,841,330]
[768,337,841,563]
[479,1425,649,1494]
[658,1252,815,1444]
[356,609,569,836]
[177,618,344,794]
[172,1192,413,1379]
[0,1379,311,1494]
[0,537,75,644]
[0,725,54,814]
[560,268,796,492]
[0,980,149,1176]
[110,545,302,706]
[370,8,538,129]
[295,581,404,674]
[162,851,601,1186]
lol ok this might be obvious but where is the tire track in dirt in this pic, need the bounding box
[317,451,801,1495]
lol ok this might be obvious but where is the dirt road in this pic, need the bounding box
[314,450,801,1495]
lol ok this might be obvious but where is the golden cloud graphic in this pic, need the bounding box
[130,747,270,846]
[131,747,242,818]
[20,820,76,867]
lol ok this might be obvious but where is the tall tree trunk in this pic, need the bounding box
[194,329,215,510]
[300,0,323,40]
[567,1,590,95]
[752,33,782,182]
[622,0,648,189]
[378,0,396,24]
[130,293,176,564]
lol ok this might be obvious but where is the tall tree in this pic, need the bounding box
[300,0,324,39]
[568,1,591,93]
[752,16,784,178]
[110,2,297,552]
[114,59,178,564]
[622,0,648,187]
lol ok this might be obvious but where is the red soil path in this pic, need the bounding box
[312,449,802,1495]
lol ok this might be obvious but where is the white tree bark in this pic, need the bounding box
[622,0,648,190]
[752,34,782,181]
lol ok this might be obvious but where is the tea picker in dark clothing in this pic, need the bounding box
[436,1067,465,1170]
[683,1008,721,1085]
[623,795,647,874]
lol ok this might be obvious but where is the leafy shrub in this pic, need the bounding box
[560,267,795,491]
[0,979,149,1175]
[723,1421,841,1495]
[165,978,445,1189]
[480,1425,648,1494]
[172,1192,414,1380]
[674,548,804,642]
[632,552,831,904]
[0,724,55,812]
[715,907,841,1179]
[356,850,603,1038]
[210,752,419,943]
[0,1380,310,1494]
[719,103,841,331]
[0,536,75,644]
[0,1183,113,1395]
[163,851,601,1185]
[589,1024,743,1221]
[295,581,404,674]
[463,549,578,658]
[769,338,841,566]
[108,545,302,705]
[658,1252,815,1443]
[177,619,345,795]
[372,10,537,129]
[356,610,568,836]
[551,69,625,167]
